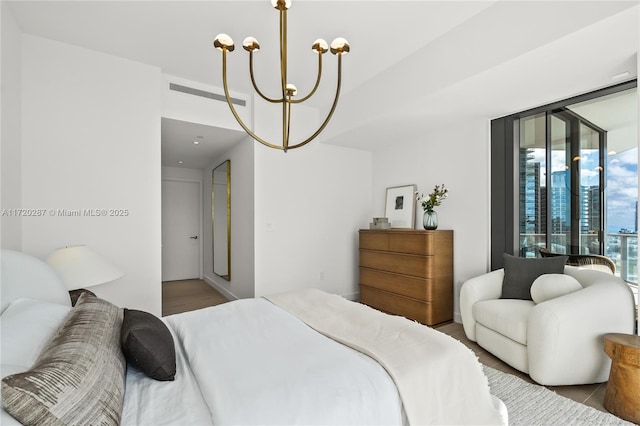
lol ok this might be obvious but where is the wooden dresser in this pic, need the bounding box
[358,229,453,326]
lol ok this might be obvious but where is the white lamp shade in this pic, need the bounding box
[46,245,124,291]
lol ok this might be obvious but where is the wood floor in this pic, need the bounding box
[436,322,609,414]
[161,282,610,416]
[162,279,229,316]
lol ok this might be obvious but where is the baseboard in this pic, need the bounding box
[453,311,462,324]
[202,274,239,301]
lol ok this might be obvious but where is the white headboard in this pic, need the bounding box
[1,249,71,314]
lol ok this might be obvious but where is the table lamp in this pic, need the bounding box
[46,245,124,305]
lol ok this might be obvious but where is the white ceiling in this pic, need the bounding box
[7,0,639,168]
[161,118,247,169]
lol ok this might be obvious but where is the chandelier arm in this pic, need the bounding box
[279,8,288,99]
[282,98,289,151]
[249,52,281,103]
[280,8,289,151]
[285,95,293,151]
[287,53,343,150]
[290,53,323,104]
[221,49,285,151]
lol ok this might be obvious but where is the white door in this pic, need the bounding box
[162,180,200,281]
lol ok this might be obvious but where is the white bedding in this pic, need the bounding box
[2,290,505,425]
[120,324,213,426]
[163,297,405,425]
[123,293,506,426]
[267,289,505,425]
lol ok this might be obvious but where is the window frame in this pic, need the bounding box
[490,80,637,270]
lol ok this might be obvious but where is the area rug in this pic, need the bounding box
[484,366,635,425]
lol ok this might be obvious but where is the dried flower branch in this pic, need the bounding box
[415,184,448,213]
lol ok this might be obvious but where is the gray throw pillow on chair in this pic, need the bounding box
[501,253,568,300]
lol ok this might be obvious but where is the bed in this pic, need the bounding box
[1,249,507,425]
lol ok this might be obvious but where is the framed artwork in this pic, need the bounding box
[384,184,416,229]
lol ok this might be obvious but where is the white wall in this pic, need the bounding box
[372,118,491,322]
[20,35,163,315]
[252,98,373,299]
[161,74,250,131]
[162,166,203,182]
[1,3,23,250]
[254,142,373,299]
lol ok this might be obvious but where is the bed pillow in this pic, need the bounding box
[501,253,568,300]
[1,293,125,426]
[530,274,583,304]
[121,308,176,381]
[0,298,71,368]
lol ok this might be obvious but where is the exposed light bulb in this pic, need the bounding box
[271,0,292,10]
[330,37,350,55]
[312,39,328,54]
[243,37,260,52]
[286,84,298,96]
[214,34,235,51]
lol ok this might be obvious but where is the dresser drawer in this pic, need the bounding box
[360,286,451,325]
[360,286,433,324]
[360,250,434,278]
[359,230,440,255]
[359,267,434,301]
[359,232,389,251]
[388,232,434,255]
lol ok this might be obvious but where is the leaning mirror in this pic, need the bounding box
[212,160,231,280]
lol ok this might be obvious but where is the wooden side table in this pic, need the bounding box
[603,333,640,424]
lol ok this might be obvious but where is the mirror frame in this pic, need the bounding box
[212,160,231,280]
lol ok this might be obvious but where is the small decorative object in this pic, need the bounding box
[369,217,391,230]
[385,185,417,229]
[423,211,438,230]
[416,184,448,230]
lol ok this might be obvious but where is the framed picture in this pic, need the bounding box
[384,184,416,229]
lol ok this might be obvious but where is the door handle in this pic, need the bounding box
[190,236,198,239]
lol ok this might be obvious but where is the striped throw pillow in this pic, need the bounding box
[2,293,125,426]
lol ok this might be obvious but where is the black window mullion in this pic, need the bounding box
[545,112,552,250]
[569,116,581,254]
[491,79,636,269]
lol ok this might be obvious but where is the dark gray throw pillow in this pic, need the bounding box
[501,253,568,300]
[121,309,176,381]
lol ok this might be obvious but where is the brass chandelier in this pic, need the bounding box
[213,0,350,153]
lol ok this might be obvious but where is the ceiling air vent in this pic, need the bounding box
[169,82,246,107]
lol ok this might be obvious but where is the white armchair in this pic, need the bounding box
[460,266,635,386]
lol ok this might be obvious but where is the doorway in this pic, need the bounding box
[161,179,201,281]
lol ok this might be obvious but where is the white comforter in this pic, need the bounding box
[267,289,505,425]
[163,297,405,425]
[121,293,505,425]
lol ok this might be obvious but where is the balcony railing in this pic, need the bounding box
[607,233,637,285]
[519,232,638,285]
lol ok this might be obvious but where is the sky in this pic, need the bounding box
[606,147,638,233]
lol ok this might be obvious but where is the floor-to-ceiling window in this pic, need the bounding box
[492,81,637,286]
[519,109,607,258]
